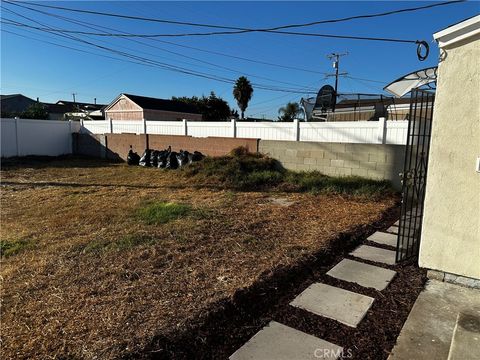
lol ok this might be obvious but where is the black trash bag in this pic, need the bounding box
[139,149,152,167]
[150,150,159,168]
[176,150,190,167]
[157,150,168,168]
[191,151,204,162]
[127,146,140,166]
[165,151,179,169]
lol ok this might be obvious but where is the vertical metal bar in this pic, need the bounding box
[414,92,435,256]
[405,92,419,259]
[397,90,416,262]
[404,90,420,259]
[409,90,427,258]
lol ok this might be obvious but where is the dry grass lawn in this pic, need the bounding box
[1,158,397,359]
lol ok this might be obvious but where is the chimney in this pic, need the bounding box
[36,97,39,102]
[94,97,97,105]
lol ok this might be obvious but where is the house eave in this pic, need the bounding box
[433,15,480,48]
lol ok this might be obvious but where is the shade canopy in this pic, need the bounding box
[384,67,437,98]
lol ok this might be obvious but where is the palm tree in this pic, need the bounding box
[278,102,302,122]
[233,76,253,119]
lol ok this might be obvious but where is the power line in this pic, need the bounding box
[1,18,317,94]
[8,0,466,35]
[1,2,324,89]
[0,1,328,76]
[3,0,436,60]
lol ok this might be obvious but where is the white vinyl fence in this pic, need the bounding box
[81,118,408,145]
[1,118,80,158]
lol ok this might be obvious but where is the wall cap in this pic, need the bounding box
[433,15,480,48]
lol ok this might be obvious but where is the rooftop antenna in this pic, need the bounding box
[72,92,77,103]
[326,52,348,112]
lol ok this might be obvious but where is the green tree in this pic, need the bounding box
[277,102,302,122]
[173,92,232,121]
[233,76,253,119]
[21,103,49,120]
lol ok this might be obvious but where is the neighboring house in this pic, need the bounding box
[44,100,106,120]
[0,94,36,116]
[311,96,412,121]
[420,15,480,280]
[104,93,202,121]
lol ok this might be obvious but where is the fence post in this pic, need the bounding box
[14,117,20,157]
[231,118,237,138]
[143,118,147,134]
[68,120,73,154]
[108,117,113,133]
[182,119,188,136]
[80,118,84,134]
[293,119,300,141]
[378,117,387,144]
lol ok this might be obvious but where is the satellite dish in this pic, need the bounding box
[314,85,336,112]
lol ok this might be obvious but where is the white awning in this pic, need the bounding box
[384,67,437,98]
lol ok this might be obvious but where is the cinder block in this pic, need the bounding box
[375,163,392,172]
[285,149,297,157]
[322,167,337,176]
[296,164,311,171]
[336,168,352,176]
[351,152,370,162]
[323,151,337,160]
[329,143,346,152]
[331,159,344,167]
[317,158,333,166]
[351,168,368,177]
[367,170,385,180]
[303,157,317,165]
[359,161,377,171]
[343,160,360,169]
[296,150,311,158]
[310,150,325,158]
[346,144,377,153]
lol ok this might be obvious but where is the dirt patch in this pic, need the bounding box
[1,158,400,359]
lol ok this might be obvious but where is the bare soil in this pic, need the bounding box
[1,157,400,359]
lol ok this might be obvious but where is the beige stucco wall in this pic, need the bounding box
[419,34,480,279]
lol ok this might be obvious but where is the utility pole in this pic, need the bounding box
[72,92,77,103]
[326,52,348,112]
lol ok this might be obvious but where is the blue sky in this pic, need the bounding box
[1,1,478,118]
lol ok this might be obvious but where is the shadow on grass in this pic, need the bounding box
[1,155,115,170]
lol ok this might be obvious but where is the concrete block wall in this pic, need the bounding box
[259,140,405,188]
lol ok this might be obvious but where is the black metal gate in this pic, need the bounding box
[396,89,435,262]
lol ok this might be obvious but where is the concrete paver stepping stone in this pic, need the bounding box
[290,283,374,328]
[327,259,397,291]
[367,231,398,247]
[350,245,396,265]
[229,321,343,360]
[394,220,400,226]
[387,226,399,234]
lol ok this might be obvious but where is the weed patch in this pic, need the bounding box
[185,147,393,197]
[0,238,33,257]
[137,202,192,225]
